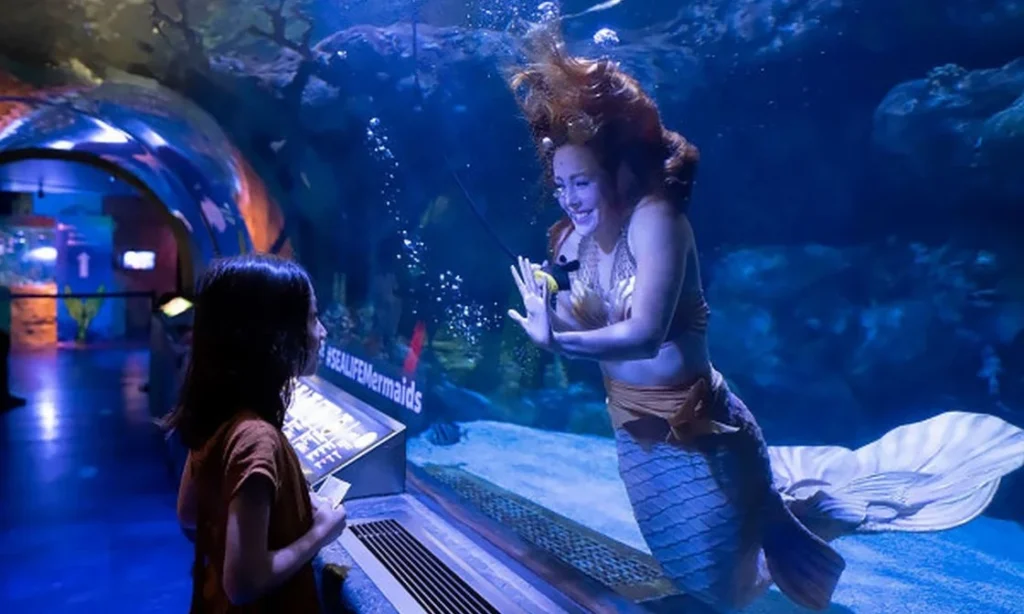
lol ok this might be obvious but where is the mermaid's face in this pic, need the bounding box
[552,144,616,237]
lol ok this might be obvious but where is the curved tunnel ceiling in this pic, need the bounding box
[0,76,262,287]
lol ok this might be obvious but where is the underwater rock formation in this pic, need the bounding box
[207,22,517,134]
[873,59,1024,217]
[6,1,1021,251]
[199,1,1024,124]
[705,241,1024,441]
[184,1,1024,249]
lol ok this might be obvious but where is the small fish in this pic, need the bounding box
[426,421,463,446]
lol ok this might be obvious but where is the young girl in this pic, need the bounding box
[162,254,346,612]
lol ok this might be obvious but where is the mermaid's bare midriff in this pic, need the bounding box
[601,330,711,387]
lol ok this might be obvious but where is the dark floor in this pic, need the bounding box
[0,347,192,613]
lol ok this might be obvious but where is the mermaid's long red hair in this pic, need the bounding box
[507,26,700,259]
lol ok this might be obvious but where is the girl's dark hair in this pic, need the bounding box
[160,253,314,449]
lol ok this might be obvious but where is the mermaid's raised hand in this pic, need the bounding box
[508,256,554,349]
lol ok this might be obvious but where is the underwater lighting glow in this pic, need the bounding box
[91,119,130,144]
[170,209,194,232]
[25,246,57,262]
[141,126,168,147]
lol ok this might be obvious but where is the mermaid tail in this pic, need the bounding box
[770,411,1024,540]
[614,391,844,613]
[608,374,1024,612]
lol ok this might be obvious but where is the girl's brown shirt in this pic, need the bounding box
[189,412,321,613]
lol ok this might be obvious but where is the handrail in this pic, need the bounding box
[8,291,157,300]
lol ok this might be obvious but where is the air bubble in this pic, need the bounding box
[537,2,558,22]
[593,28,619,47]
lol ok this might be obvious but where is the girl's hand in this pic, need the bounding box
[508,256,554,350]
[311,495,348,543]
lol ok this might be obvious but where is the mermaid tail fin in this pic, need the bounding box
[770,411,1024,537]
[762,499,846,611]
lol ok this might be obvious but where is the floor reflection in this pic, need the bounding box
[0,347,191,613]
[35,398,59,442]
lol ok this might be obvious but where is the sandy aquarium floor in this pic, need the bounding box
[409,420,1024,614]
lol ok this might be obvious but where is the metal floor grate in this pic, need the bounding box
[350,518,502,614]
[422,464,680,603]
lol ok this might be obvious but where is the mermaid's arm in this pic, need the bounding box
[552,199,688,361]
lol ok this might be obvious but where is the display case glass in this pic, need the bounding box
[282,376,405,495]
[283,377,392,485]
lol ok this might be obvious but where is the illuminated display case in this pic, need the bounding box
[148,296,196,479]
[148,297,193,420]
[284,375,406,499]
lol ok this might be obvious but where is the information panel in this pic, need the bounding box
[282,378,394,485]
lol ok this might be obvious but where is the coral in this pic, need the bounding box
[705,240,1024,438]
[320,273,355,345]
[978,344,1002,398]
[874,58,1024,211]
[981,93,1024,159]
[926,63,968,93]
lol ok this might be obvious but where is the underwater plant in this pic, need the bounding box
[543,355,569,389]
[429,326,482,385]
[497,288,541,398]
[319,272,356,345]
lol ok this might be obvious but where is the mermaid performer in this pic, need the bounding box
[505,26,1024,613]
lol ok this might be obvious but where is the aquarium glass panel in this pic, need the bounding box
[0,222,57,287]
